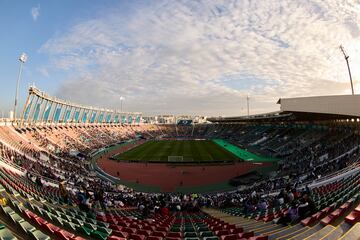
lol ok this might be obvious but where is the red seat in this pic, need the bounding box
[331,208,345,217]
[108,219,118,225]
[122,227,137,234]
[70,237,87,240]
[221,234,238,240]
[345,211,360,225]
[313,211,326,220]
[211,225,223,231]
[309,212,321,221]
[216,230,231,236]
[24,210,38,220]
[35,217,48,227]
[249,236,268,240]
[44,223,60,233]
[340,202,351,211]
[231,228,243,234]
[55,230,75,240]
[156,226,169,232]
[152,231,166,237]
[108,236,126,240]
[224,224,236,230]
[167,232,182,238]
[113,230,129,238]
[130,223,142,229]
[118,222,130,227]
[301,216,316,226]
[238,231,254,238]
[322,206,333,214]
[129,234,146,240]
[165,237,181,240]
[355,204,360,212]
[147,237,162,240]
[137,230,151,237]
[110,225,122,231]
[143,226,156,231]
[263,215,274,222]
[97,216,107,221]
[321,208,346,225]
[321,215,336,225]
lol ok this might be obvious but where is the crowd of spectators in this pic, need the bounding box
[0,123,359,220]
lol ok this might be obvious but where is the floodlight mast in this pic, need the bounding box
[247,95,250,117]
[13,53,28,122]
[339,45,354,95]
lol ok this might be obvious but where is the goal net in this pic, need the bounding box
[168,156,184,162]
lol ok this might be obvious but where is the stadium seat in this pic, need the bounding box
[30,229,51,240]
[345,209,360,225]
[220,234,238,240]
[108,236,126,240]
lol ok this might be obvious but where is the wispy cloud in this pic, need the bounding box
[40,0,360,116]
[37,67,49,77]
[31,5,40,21]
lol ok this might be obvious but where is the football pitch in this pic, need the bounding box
[113,140,240,162]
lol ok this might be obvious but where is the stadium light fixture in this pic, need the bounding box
[13,53,28,122]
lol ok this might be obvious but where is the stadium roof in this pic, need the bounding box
[208,94,360,123]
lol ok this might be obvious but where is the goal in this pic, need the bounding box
[167,156,184,162]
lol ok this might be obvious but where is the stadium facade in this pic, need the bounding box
[19,86,142,125]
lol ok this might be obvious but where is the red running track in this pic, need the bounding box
[97,153,270,192]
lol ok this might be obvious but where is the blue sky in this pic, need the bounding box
[0,0,128,115]
[1,0,360,116]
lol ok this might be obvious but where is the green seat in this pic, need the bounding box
[97,221,110,228]
[70,217,83,226]
[30,230,50,240]
[19,221,36,233]
[83,222,97,231]
[1,206,15,216]
[170,227,181,232]
[86,218,97,225]
[77,226,92,236]
[9,213,25,224]
[53,217,64,227]
[198,226,209,231]
[184,232,197,237]
[204,237,219,240]
[200,231,214,237]
[0,225,5,230]
[0,228,17,240]
[91,230,109,240]
[64,221,78,231]
[184,227,194,232]
[97,226,112,235]
[86,212,96,219]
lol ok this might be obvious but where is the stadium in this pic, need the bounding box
[1,1,360,240]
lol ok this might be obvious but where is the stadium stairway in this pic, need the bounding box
[203,207,360,240]
[202,171,360,240]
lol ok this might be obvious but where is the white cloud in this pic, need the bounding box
[31,5,40,21]
[40,0,360,116]
[37,67,49,77]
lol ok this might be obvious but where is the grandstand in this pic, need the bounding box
[0,86,359,240]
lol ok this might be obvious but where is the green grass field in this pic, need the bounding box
[113,140,240,162]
